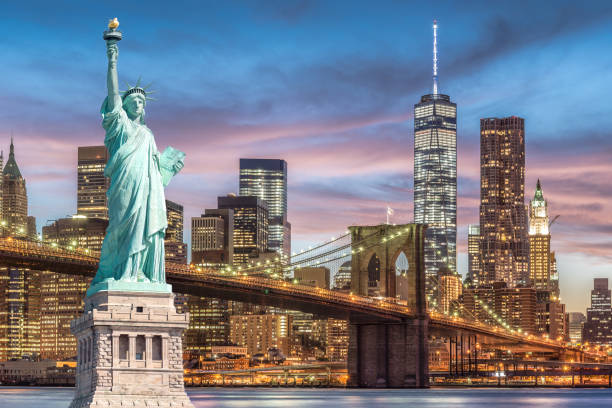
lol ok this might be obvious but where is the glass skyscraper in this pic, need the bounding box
[239,159,290,258]
[413,21,457,283]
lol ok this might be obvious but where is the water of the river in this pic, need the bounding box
[1,387,612,407]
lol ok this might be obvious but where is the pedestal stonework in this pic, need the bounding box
[69,290,195,408]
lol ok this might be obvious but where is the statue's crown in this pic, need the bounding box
[121,78,156,101]
[123,87,146,100]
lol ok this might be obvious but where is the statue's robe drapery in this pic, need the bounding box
[91,99,167,285]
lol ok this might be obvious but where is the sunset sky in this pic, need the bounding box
[1,1,611,312]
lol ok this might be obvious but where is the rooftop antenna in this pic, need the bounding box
[432,19,438,95]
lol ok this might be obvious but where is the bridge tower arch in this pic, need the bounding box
[347,224,429,388]
[349,224,426,314]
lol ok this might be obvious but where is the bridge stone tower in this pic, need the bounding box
[348,223,429,388]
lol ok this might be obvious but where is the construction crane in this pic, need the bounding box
[549,215,560,229]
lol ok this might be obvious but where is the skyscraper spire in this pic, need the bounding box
[3,136,22,179]
[414,19,457,292]
[432,19,438,95]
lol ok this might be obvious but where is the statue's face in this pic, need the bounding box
[124,95,145,119]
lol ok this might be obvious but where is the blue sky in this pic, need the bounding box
[1,1,611,312]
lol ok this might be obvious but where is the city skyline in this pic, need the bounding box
[0,1,611,313]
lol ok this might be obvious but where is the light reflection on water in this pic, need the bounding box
[1,387,612,408]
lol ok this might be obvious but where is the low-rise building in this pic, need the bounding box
[230,314,292,357]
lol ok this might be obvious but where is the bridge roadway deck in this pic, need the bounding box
[0,238,584,353]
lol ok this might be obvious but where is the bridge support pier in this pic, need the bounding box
[348,317,428,388]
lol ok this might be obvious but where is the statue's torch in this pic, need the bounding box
[103,18,122,42]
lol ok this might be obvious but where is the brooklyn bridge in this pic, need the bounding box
[0,223,606,388]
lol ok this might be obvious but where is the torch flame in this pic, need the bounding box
[108,18,119,30]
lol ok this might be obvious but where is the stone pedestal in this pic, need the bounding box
[69,290,194,408]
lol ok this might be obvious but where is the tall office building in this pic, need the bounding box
[549,251,560,297]
[0,267,41,361]
[0,139,41,360]
[239,159,290,259]
[218,195,269,265]
[583,278,612,345]
[535,290,566,340]
[42,216,108,251]
[2,139,28,236]
[191,209,234,265]
[529,180,551,289]
[40,216,108,360]
[326,318,349,361]
[467,225,481,285]
[479,117,528,286]
[414,21,457,284]
[462,282,536,334]
[77,146,109,219]
[165,199,187,264]
[184,208,236,356]
[182,297,230,356]
[0,150,3,222]
[437,267,462,315]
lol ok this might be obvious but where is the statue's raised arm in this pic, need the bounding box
[106,41,120,111]
[104,18,122,112]
[88,18,185,297]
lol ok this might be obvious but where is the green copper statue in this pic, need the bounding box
[87,19,185,296]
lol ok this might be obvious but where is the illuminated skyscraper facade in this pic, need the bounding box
[239,159,290,259]
[2,139,28,236]
[77,146,109,219]
[467,224,481,285]
[191,209,234,265]
[479,117,528,286]
[582,278,612,345]
[0,140,41,360]
[165,199,187,264]
[0,151,3,221]
[230,314,292,357]
[40,216,107,360]
[42,216,108,251]
[568,312,586,344]
[462,282,536,334]
[183,297,230,356]
[0,267,41,360]
[414,21,457,284]
[437,267,462,315]
[218,195,269,265]
[528,180,551,289]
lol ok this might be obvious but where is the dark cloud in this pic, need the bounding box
[448,4,612,76]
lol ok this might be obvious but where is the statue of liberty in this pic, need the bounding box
[87,20,185,296]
